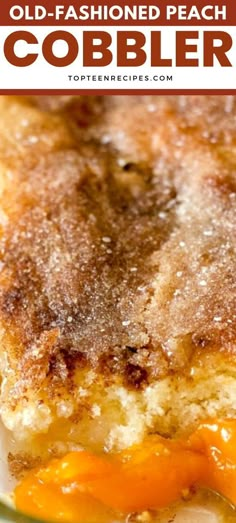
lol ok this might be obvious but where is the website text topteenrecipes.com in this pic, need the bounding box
[67,73,173,83]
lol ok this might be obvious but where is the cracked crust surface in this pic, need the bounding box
[0,95,235,461]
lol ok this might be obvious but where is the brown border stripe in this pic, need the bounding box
[0,0,234,26]
[1,90,236,95]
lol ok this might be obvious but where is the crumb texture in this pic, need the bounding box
[0,95,235,459]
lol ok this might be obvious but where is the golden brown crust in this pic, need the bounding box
[0,95,235,447]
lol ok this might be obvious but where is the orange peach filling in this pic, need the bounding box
[15,419,236,522]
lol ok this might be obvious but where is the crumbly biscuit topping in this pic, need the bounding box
[0,95,235,453]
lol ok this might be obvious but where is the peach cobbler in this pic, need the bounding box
[0,95,235,521]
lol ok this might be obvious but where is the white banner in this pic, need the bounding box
[1,25,236,89]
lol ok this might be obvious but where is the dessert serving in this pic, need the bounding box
[0,95,235,522]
